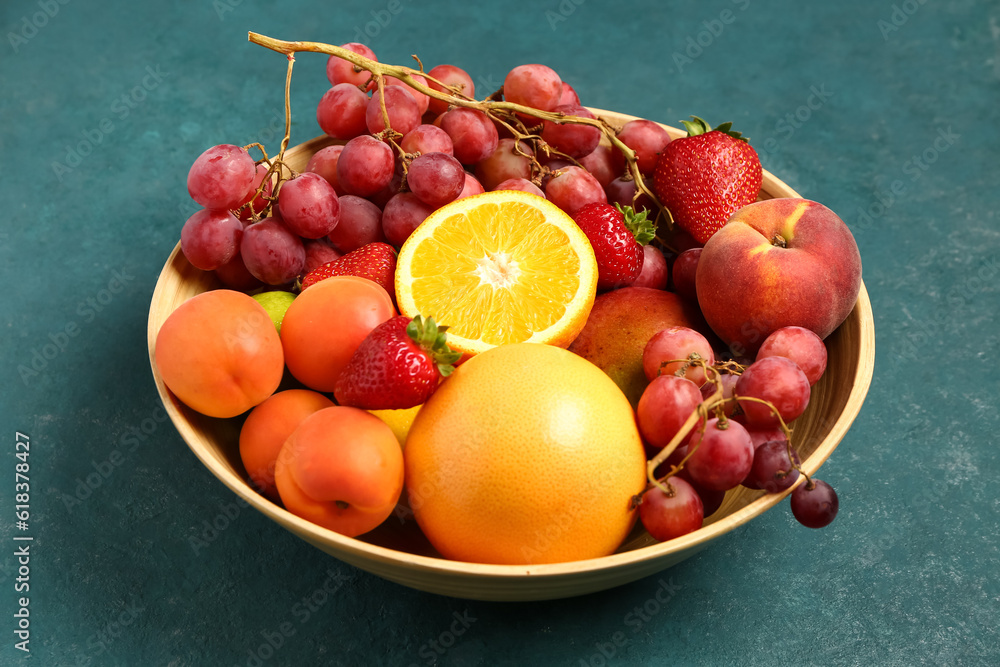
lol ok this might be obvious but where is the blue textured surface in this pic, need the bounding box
[1,0,998,664]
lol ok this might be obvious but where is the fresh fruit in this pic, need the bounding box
[437,108,499,165]
[369,404,422,448]
[631,245,669,290]
[385,73,430,115]
[239,389,334,500]
[404,343,646,564]
[240,216,306,285]
[400,124,454,156]
[638,477,704,542]
[381,192,435,247]
[474,138,534,191]
[572,203,655,291]
[567,286,704,406]
[735,356,811,428]
[154,289,283,418]
[326,43,377,88]
[187,144,256,210]
[652,116,762,244]
[394,190,599,357]
[696,198,862,356]
[280,275,396,392]
[743,440,800,493]
[326,195,384,253]
[636,375,703,451]
[366,85,421,137]
[316,83,369,140]
[425,64,475,115]
[237,162,275,221]
[180,209,243,271]
[493,178,544,197]
[684,417,755,491]
[334,316,460,410]
[303,238,342,273]
[544,165,607,216]
[670,247,701,301]
[756,325,828,385]
[300,241,397,298]
[611,119,673,175]
[305,144,345,194]
[642,326,715,387]
[503,64,563,115]
[337,135,395,197]
[790,479,839,528]
[406,152,465,208]
[540,104,601,159]
[275,406,404,537]
[251,290,295,332]
[276,172,341,239]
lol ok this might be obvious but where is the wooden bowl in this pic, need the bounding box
[148,109,875,601]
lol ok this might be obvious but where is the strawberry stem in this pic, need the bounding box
[407,315,461,377]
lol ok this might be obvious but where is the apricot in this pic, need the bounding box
[280,275,396,392]
[275,407,404,537]
[154,289,284,418]
[239,389,334,500]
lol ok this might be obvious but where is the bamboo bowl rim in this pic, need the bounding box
[148,109,875,596]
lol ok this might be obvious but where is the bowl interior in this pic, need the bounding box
[148,110,875,600]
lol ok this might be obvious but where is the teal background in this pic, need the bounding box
[1,0,998,664]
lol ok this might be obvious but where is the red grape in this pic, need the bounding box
[757,326,828,385]
[214,250,262,291]
[276,172,340,239]
[316,84,369,140]
[366,85,421,137]
[438,108,499,165]
[426,64,475,115]
[187,144,256,210]
[327,195,384,252]
[493,178,544,197]
[180,208,243,270]
[702,372,739,417]
[604,175,654,214]
[540,104,600,159]
[643,326,715,387]
[474,138,534,191]
[735,357,811,428]
[611,119,672,175]
[326,43,376,88]
[504,64,563,113]
[367,162,405,209]
[632,245,668,290]
[382,192,434,247]
[406,152,465,208]
[636,375,703,451]
[639,477,704,542]
[670,248,701,301]
[303,238,342,273]
[744,440,801,492]
[400,124,454,156]
[455,172,485,200]
[337,135,395,197]
[557,81,581,106]
[744,424,787,450]
[240,217,306,285]
[305,145,345,195]
[386,73,430,115]
[578,145,619,188]
[790,479,838,528]
[237,163,274,221]
[544,166,606,216]
[685,418,754,491]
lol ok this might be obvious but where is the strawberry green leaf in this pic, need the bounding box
[614,203,657,246]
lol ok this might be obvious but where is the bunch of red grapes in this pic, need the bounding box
[179,41,672,292]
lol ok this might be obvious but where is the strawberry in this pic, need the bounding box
[300,241,397,300]
[652,116,762,245]
[573,202,656,291]
[334,315,461,410]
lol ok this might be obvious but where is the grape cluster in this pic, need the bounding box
[179,41,674,291]
[635,325,839,541]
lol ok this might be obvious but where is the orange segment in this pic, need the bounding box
[395,190,598,356]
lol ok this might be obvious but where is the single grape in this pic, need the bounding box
[187,144,256,210]
[544,165,607,216]
[578,145,619,188]
[790,479,839,528]
[400,124,454,156]
[631,245,668,290]
[504,64,563,113]
[366,85,421,137]
[639,477,704,542]
[237,163,274,221]
[240,217,306,285]
[670,248,701,302]
[643,326,715,387]
[337,135,395,197]
[636,375,704,451]
[744,424,787,449]
[277,172,340,239]
[406,152,465,208]
[474,138,534,191]
[382,192,434,247]
[685,418,755,491]
[541,105,600,159]
[557,81,581,106]
[303,238,342,273]
[305,145,345,195]
[214,249,262,292]
[735,356,811,428]
[385,73,430,115]
[493,178,544,198]
[701,372,739,417]
[604,175,654,213]
[327,195,384,252]
[438,108,499,165]
[426,64,476,115]
[756,326,828,386]
[744,440,801,492]
[180,209,243,271]
[316,84,369,140]
[611,119,672,175]
[455,172,485,200]
[326,43,377,88]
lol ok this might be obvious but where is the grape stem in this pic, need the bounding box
[246,31,674,231]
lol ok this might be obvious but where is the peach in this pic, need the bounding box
[275,407,404,537]
[696,198,861,357]
[239,389,335,500]
[154,289,284,418]
[567,286,707,407]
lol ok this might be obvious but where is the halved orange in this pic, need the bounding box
[395,190,598,356]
